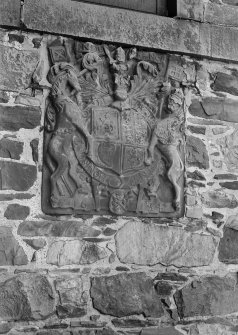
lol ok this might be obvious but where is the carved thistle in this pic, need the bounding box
[42,39,185,217]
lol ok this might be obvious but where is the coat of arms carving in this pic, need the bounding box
[42,39,185,217]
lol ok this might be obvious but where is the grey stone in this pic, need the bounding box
[47,240,107,266]
[23,239,46,250]
[154,272,187,282]
[30,138,39,163]
[8,33,24,44]
[112,318,159,328]
[189,323,236,335]
[212,72,238,96]
[0,0,21,27]
[174,276,238,318]
[0,162,37,191]
[187,125,206,135]
[214,174,237,180]
[0,139,23,160]
[0,105,41,131]
[186,136,209,169]
[4,204,30,220]
[18,220,101,237]
[0,45,39,92]
[223,0,238,5]
[201,190,238,208]
[0,193,34,201]
[91,272,164,317]
[0,273,54,321]
[115,221,216,267]
[177,0,205,21]
[218,129,238,172]
[189,98,238,123]
[0,91,9,103]
[187,170,206,181]
[0,227,28,266]
[72,0,157,13]
[219,228,238,263]
[155,281,173,296]
[205,2,238,26]
[141,328,182,335]
[220,181,238,189]
[55,276,87,318]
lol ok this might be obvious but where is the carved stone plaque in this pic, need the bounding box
[42,39,185,217]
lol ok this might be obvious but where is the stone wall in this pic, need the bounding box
[1,1,238,335]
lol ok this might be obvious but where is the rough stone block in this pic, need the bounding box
[0,138,23,160]
[212,72,238,96]
[0,0,21,27]
[219,227,238,263]
[0,45,39,92]
[47,240,107,266]
[218,129,238,172]
[0,162,37,191]
[91,272,164,317]
[0,274,54,321]
[4,204,30,220]
[205,2,238,26]
[201,190,238,208]
[0,105,41,131]
[177,0,205,21]
[115,221,217,267]
[141,328,182,335]
[23,239,46,250]
[186,136,209,169]
[189,98,238,123]
[18,220,101,237]
[0,227,28,266]
[174,276,238,318]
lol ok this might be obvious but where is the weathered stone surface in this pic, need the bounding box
[0,105,41,131]
[15,94,41,107]
[0,139,23,160]
[0,91,9,103]
[219,227,238,263]
[155,282,173,296]
[112,318,159,328]
[154,272,187,282]
[174,276,238,318]
[186,206,203,219]
[47,240,107,266]
[187,125,206,135]
[4,204,30,220]
[30,138,39,163]
[18,220,101,237]
[187,170,206,181]
[141,328,182,335]
[177,0,204,21]
[218,129,238,172]
[0,0,21,27]
[189,323,236,335]
[186,136,209,169]
[178,0,238,27]
[0,162,37,191]
[8,33,24,44]
[0,45,39,92]
[0,193,33,201]
[55,277,87,318]
[214,173,237,180]
[91,272,164,317]
[189,98,238,123]
[201,190,238,208]
[0,274,54,321]
[220,181,238,189]
[212,72,238,96]
[73,0,157,13]
[23,239,46,251]
[0,227,28,266]
[115,221,216,267]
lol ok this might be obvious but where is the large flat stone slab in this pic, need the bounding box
[21,0,238,62]
[115,221,217,267]
[0,0,21,27]
[174,275,238,318]
[91,272,164,317]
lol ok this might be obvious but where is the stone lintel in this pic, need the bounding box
[0,0,21,27]
[1,0,238,62]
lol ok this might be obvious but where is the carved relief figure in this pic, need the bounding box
[42,40,185,217]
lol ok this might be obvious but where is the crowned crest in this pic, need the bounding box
[42,40,185,217]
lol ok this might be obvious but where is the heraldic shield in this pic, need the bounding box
[42,39,185,217]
